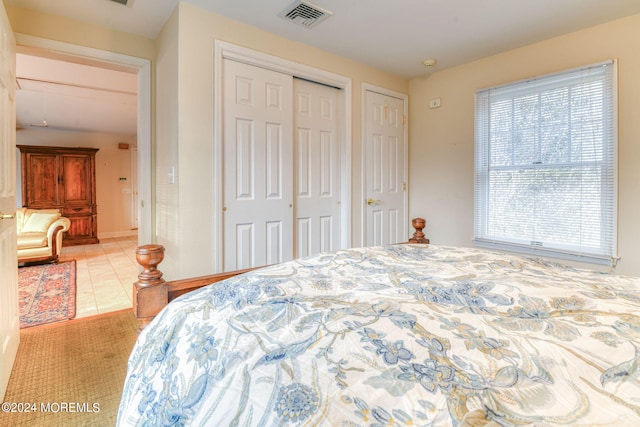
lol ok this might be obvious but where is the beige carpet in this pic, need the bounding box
[0,309,138,426]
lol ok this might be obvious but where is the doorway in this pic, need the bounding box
[362,85,409,246]
[14,34,152,245]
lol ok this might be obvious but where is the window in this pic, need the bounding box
[474,61,617,265]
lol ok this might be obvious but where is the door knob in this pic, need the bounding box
[0,211,16,220]
[366,198,381,206]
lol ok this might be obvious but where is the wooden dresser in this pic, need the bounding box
[18,145,99,246]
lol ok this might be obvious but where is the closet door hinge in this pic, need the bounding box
[402,115,407,125]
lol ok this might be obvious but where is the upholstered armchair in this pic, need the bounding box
[16,208,71,265]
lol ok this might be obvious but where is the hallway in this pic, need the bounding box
[59,236,139,318]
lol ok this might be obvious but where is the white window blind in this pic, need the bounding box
[474,61,617,265]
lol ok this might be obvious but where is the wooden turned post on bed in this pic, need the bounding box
[133,218,429,330]
[132,244,168,331]
[408,217,430,244]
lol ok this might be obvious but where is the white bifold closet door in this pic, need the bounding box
[293,78,341,259]
[223,59,341,271]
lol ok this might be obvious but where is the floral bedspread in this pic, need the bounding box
[118,245,640,426]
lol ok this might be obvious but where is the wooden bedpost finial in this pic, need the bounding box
[133,244,168,332]
[136,244,165,284]
[409,217,430,244]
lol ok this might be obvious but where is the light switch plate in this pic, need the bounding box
[429,98,441,109]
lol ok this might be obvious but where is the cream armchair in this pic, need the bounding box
[16,208,71,265]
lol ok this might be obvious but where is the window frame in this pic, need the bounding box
[473,60,618,266]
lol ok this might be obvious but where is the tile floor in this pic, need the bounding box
[59,236,140,318]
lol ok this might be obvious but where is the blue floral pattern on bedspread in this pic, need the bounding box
[118,245,640,426]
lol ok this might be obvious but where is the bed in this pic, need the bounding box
[118,229,640,425]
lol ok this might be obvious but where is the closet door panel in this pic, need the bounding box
[222,62,343,270]
[293,78,341,257]
[223,59,293,271]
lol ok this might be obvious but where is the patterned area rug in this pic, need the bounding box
[18,260,77,329]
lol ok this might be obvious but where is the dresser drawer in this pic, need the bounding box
[62,206,94,215]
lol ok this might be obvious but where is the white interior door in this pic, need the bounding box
[363,89,408,246]
[223,59,294,270]
[294,78,341,257]
[0,3,19,400]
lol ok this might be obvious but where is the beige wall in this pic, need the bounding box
[154,7,180,275]
[408,13,640,276]
[4,4,154,60]
[15,130,137,238]
[155,2,409,279]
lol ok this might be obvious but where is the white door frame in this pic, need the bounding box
[13,33,153,244]
[361,83,409,246]
[131,146,139,230]
[213,40,352,272]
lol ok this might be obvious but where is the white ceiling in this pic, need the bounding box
[16,53,138,135]
[8,0,640,135]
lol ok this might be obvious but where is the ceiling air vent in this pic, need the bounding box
[108,0,134,7]
[279,0,333,28]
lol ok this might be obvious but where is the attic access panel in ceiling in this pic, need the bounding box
[108,0,134,7]
[279,0,333,28]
